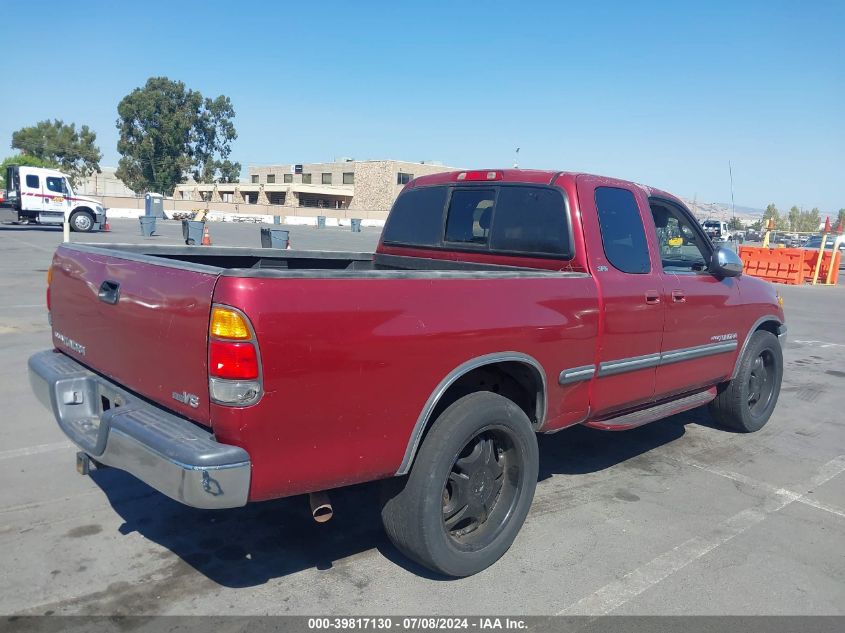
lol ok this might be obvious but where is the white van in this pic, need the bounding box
[1,165,106,232]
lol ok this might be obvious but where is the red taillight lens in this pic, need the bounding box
[209,341,259,380]
[46,266,53,312]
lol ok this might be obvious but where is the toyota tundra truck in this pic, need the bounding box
[29,169,786,577]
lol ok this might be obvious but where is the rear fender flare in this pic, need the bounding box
[395,352,546,475]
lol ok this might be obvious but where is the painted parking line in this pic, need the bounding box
[0,441,72,462]
[556,455,845,616]
[674,456,845,519]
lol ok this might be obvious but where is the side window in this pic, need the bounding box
[594,187,651,274]
[491,186,569,256]
[26,174,39,189]
[381,186,448,247]
[46,177,65,194]
[445,189,495,244]
[649,203,709,272]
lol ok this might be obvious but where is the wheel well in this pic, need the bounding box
[433,362,543,426]
[398,361,544,472]
[755,320,779,337]
[71,207,94,216]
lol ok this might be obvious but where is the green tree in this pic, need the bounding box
[837,208,845,231]
[11,120,102,187]
[762,203,780,230]
[0,153,58,189]
[727,217,744,231]
[115,77,240,194]
[788,206,801,232]
[798,208,821,233]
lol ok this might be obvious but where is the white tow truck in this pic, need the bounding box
[1,165,106,232]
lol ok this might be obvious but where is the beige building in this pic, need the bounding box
[173,159,458,213]
[74,166,136,197]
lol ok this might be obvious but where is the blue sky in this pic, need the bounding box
[2,0,843,212]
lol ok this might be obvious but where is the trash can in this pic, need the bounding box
[144,193,165,219]
[182,220,205,245]
[351,218,362,233]
[139,216,157,237]
[317,215,326,229]
[260,227,290,249]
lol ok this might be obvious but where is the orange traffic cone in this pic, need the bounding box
[103,220,111,232]
[201,223,212,246]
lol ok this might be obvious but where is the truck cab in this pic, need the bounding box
[1,165,106,232]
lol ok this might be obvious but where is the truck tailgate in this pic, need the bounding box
[49,244,219,425]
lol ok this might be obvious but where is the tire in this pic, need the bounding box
[381,391,538,577]
[70,210,95,233]
[709,330,783,432]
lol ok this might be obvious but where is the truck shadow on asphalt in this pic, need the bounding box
[88,407,717,586]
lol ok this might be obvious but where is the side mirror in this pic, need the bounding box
[710,247,743,278]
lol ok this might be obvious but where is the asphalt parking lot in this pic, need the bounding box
[1,219,843,616]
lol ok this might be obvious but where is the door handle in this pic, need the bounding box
[98,280,120,305]
[671,290,686,303]
[645,291,661,305]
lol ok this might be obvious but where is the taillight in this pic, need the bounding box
[209,341,259,380]
[46,265,53,313]
[208,305,262,406]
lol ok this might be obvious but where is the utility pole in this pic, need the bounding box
[729,160,736,225]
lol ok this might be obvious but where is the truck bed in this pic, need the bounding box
[48,242,597,499]
[71,243,579,278]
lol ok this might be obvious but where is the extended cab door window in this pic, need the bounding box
[594,187,651,274]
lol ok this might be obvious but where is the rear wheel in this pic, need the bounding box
[709,330,783,432]
[70,210,95,233]
[381,392,538,577]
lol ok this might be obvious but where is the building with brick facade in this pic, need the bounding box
[173,159,458,214]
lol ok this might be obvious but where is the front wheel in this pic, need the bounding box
[381,392,538,577]
[69,210,95,233]
[709,330,783,432]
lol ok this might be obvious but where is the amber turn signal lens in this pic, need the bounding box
[47,266,53,286]
[210,307,251,340]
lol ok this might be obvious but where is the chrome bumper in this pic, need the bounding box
[28,349,250,509]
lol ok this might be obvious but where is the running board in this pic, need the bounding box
[584,388,716,431]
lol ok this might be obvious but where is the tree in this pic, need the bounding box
[11,120,102,187]
[788,206,801,232]
[115,77,240,194]
[799,208,821,233]
[761,203,787,230]
[727,217,744,231]
[0,153,57,189]
[837,209,845,232]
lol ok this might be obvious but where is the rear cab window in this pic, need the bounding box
[382,184,572,260]
[25,174,39,189]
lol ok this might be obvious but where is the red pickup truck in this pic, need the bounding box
[29,169,786,577]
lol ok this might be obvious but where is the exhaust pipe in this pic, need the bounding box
[309,491,333,523]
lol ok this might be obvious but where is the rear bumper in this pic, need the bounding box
[28,349,250,509]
